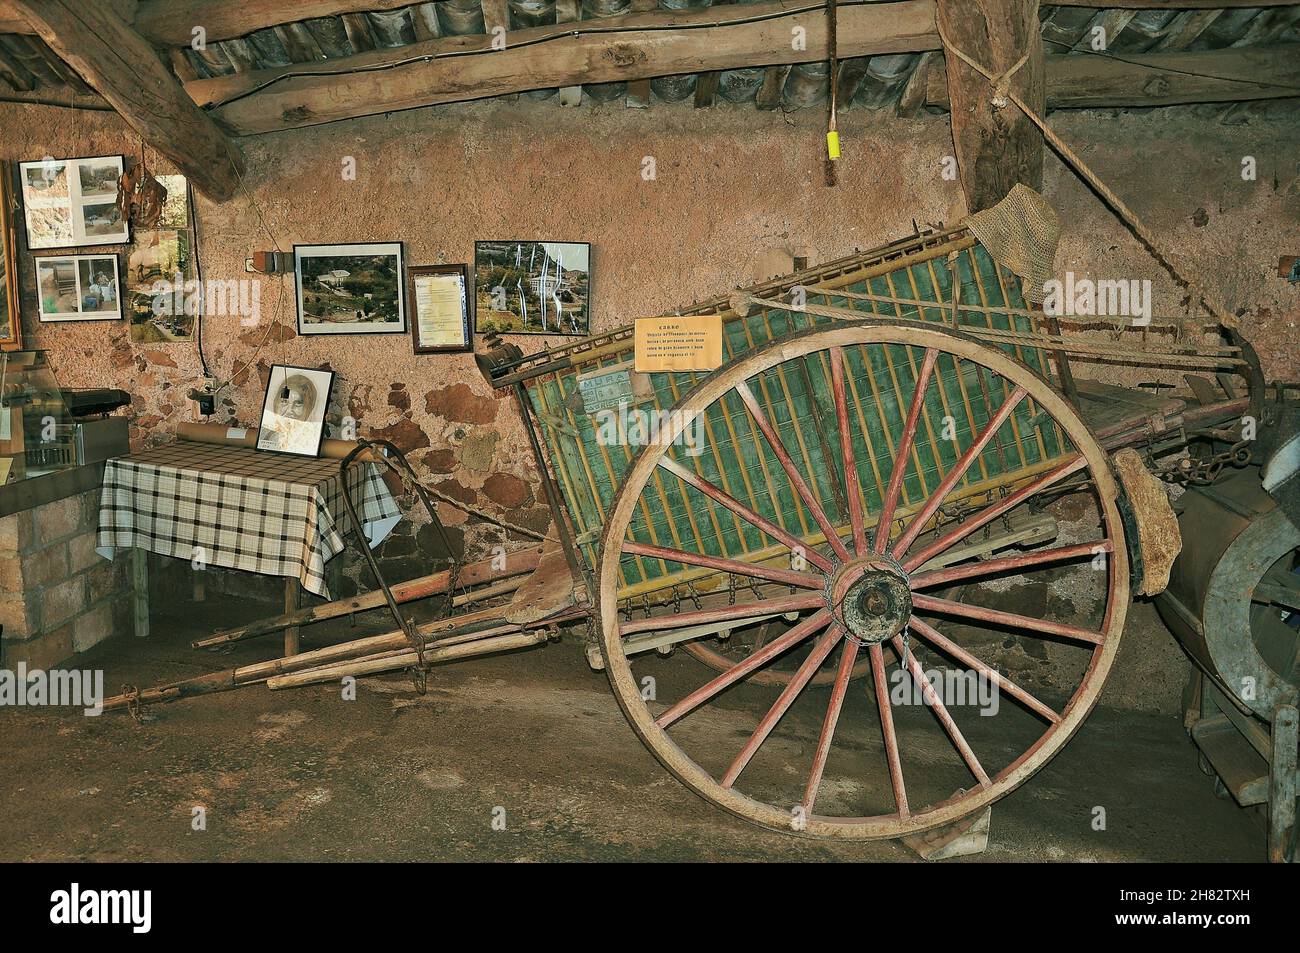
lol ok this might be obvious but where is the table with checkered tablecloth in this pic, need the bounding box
[96,441,401,651]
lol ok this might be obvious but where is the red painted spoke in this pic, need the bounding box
[912,593,1106,645]
[658,456,835,574]
[908,617,1060,724]
[621,593,825,637]
[735,380,852,563]
[891,385,1028,560]
[655,610,832,728]
[802,639,860,812]
[622,540,825,589]
[904,454,1087,572]
[722,625,845,788]
[892,633,991,786]
[874,347,938,554]
[830,347,868,557]
[869,643,909,816]
[909,540,1111,590]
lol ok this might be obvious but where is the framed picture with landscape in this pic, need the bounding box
[294,242,405,336]
[474,240,590,336]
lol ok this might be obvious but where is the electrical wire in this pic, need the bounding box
[201,0,871,111]
[199,5,1300,116]
[1040,34,1300,96]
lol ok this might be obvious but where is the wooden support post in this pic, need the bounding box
[935,0,1045,214]
[555,0,582,107]
[284,578,301,657]
[1268,704,1297,864]
[755,66,790,110]
[11,0,246,202]
[132,546,149,639]
[626,77,651,108]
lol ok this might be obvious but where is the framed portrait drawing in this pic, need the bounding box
[255,364,335,458]
[1,161,20,350]
[35,253,122,323]
[294,242,405,335]
[18,155,129,249]
[473,240,590,336]
[409,263,471,353]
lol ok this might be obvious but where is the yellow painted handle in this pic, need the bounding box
[826,131,841,161]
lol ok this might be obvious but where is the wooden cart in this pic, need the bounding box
[111,223,1256,846]
[474,223,1252,840]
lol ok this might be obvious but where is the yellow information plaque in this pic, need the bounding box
[634,314,724,373]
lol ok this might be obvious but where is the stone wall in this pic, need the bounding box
[0,100,1294,569]
[0,486,131,669]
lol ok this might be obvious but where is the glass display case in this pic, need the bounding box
[0,349,75,484]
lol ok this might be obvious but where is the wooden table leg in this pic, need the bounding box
[132,546,149,639]
[284,578,300,657]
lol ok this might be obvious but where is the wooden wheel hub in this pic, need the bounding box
[831,557,911,645]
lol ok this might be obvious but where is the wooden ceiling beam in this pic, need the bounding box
[5,0,1299,44]
[10,0,245,201]
[190,0,942,135]
[926,42,1300,109]
[130,0,414,47]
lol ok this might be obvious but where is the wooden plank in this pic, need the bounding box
[192,0,942,134]
[480,0,510,36]
[693,69,719,108]
[755,65,791,110]
[694,0,734,109]
[895,49,934,116]
[131,0,416,47]
[925,43,1300,110]
[133,546,149,639]
[555,0,581,107]
[284,577,300,657]
[11,0,246,201]
[626,76,651,107]
[169,48,200,83]
[935,0,1045,214]
[4,0,1289,42]
[340,12,377,51]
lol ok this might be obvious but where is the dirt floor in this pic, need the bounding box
[0,593,1267,863]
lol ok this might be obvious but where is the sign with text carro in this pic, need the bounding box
[634,314,724,373]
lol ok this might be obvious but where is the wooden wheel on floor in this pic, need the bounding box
[598,322,1128,838]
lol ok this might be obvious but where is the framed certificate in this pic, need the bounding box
[409,263,471,353]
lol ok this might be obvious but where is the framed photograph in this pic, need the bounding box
[1,161,21,351]
[409,263,471,353]
[156,174,189,229]
[294,242,405,335]
[128,229,195,343]
[474,240,590,336]
[255,364,335,458]
[35,253,122,322]
[18,155,129,249]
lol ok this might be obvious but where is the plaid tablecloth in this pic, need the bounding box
[96,442,401,598]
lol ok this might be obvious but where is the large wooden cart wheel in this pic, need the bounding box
[598,322,1129,838]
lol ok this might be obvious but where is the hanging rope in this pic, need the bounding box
[934,17,1239,332]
